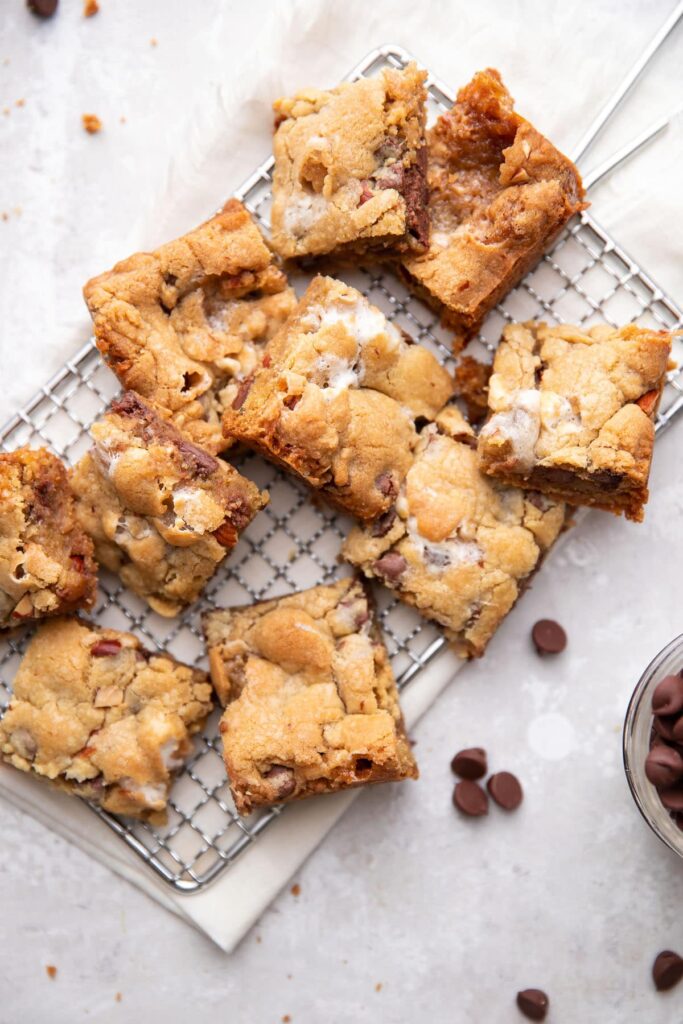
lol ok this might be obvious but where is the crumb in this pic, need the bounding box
[288,547,297,562]
[454,355,492,425]
[3,59,10,66]
[119,115,126,124]
[12,206,22,216]
[115,993,122,1003]
[83,0,99,14]
[1,213,8,222]
[46,965,57,979]
[290,883,301,897]
[150,37,157,47]
[255,935,261,944]
[15,98,25,108]
[82,113,102,134]
[375,983,383,993]
[282,1017,291,1023]
[2,108,9,117]
[287,974,292,980]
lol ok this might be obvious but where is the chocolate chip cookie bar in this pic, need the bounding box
[477,322,673,521]
[0,449,97,629]
[70,392,267,616]
[343,407,566,657]
[222,275,453,521]
[203,577,417,815]
[83,199,297,453]
[271,63,428,259]
[399,69,586,347]
[0,616,213,820]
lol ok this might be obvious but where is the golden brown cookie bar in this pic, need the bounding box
[399,69,586,348]
[477,322,673,522]
[83,199,297,453]
[222,275,453,521]
[0,617,213,820]
[203,577,417,815]
[70,392,267,616]
[0,449,97,629]
[343,408,566,657]
[271,62,428,259]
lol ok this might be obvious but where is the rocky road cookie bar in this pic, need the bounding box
[271,62,428,259]
[70,392,267,616]
[84,199,296,453]
[222,275,453,521]
[203,577,417,815]
[0,448,97,629]
[477,322,673,521]
[399,69,586,347]
[0,617,213,820]
[343,407,566,657]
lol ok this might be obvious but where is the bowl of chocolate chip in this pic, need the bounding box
[623,634,683,855]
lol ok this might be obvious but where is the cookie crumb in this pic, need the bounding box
[290,883,301,896]
[2,107,9,117]
[1,212,8,222]
[15,98,25,108]
[454,355,491,425]
[115,993,122,1003]
[46,965,57,979]
[282,1016,291,1023]
[83,0,99,14]
[82,113,102,134]
[375,982,383,992]
[119,115,126,124]
[150,37,157,47]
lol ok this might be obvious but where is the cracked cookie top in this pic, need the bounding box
[343,407,566,657]
[271,63,428,259]
[83,199,296,453]
[0,616,213,820]
[203,577,417,815]
[222,275,453,521]
[0,448,97,629]
[70,392,267,616]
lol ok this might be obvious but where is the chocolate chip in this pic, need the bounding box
[672,717,683,744]
[375,472,397,498]
[653,714,680,742]
[27,0,58,16]
[652,951,683,991]
[90,638,122,657]
[231,377,253,411]
[452,780,489,817]
[657,785,683,813]
[652,675,683,716]
[175,437,219,478]
[213,521,238,548]
[372,552,407,583]
[451,747,487,781]
[531,619,566,655]
[487,771,523,811]
[645,745,683,788]
[371,507,397,538]
[516,989,549,1021]
[263,765,296,800]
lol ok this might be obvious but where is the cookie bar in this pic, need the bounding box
[477,322,673,521]
[343,407,566,657]
[399,69,586,347]
[0,617,213,820]
[222,275,453,520]
[83,199,297,453]
[203,577,417,815]
[0,449,97,629]
[70,392,267,616]
[271,62,428,259]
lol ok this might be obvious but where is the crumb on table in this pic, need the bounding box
[83,0,99,14]
[45,965,57,979]
[82,113,102,134]
[290,883,301,896]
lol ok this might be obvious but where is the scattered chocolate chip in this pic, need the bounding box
[451,747,487,781]
[175,437,219,478]
[372,552,407,584]
[90,639,122,657]
[653,950,683,991]
[531,619,567,655]
[452,780,488,817]
[28,0,58,16]
[657,786,683,813]
[263,764,296,799]
[516,989,549,1021]
[645,746,683,788]
[487,771,523,811]
[652,675,683,716]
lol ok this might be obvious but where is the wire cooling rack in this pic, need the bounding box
[1,45,682,894]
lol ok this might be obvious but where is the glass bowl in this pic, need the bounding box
[623,632,683,857]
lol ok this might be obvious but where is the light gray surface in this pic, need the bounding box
[1,1,683,1022]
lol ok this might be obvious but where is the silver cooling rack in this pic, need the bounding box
[1,44,682,894]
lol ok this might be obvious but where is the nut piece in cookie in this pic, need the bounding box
[477,321,673,521]
[70,392,267,616]
[83,199,297,453]
[343,407,566,657]
[222,275,453,521]
[399,69,586,348]
[0,617,213,820]
[0,448,97,629]
[271,62,428,259]
[203,577,417,815]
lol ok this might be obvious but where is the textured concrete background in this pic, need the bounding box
[1,2,683,1021]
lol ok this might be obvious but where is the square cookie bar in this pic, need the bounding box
[399,69,586,347]
[0,449,97,629]
[477,322,673,521]
[70,392,267,616]
[271,62,428,259]
[84,199,297,453]
[222,276,453,520]
[0,617,213,820]
[203,577,417,815]
[343,407,566,657]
